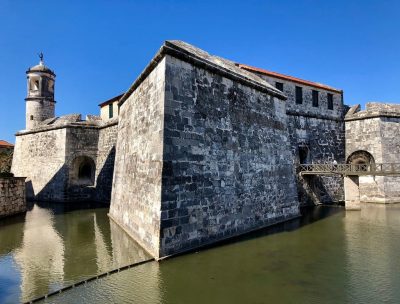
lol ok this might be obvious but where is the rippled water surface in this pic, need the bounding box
[0,202,151,303]
[1,203,400,304]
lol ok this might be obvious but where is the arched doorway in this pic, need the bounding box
[344,150,375,210]
[298,145,310,164]
[70,156,96,186]
[347,150,375,169]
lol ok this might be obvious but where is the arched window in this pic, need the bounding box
[70,156,96,186]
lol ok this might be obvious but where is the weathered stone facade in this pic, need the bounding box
[345,103,400,209]
[240,65,345,205]
[109,41,300,259]
[15,40,400,260]
[0,177,26,218]
[12,120,118,203]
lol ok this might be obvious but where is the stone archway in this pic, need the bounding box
[346,150,375,166]
[344,150,375,210]
[69,156,96,186]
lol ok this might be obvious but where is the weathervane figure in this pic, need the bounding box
[39,52,44,64]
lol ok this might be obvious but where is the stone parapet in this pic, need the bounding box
[345,102,400,121]
[0,176,26,218]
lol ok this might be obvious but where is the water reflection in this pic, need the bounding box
[42,205,400,304]
[14,205,65,301]
[344,203,400,303]
[0,203,151,304]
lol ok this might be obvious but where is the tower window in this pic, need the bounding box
[312,90,319,107]
[108,104,113,119]
[327,93,334,110]
[30,115,33,120]
[275,82,284,91]
[295,86,303,104]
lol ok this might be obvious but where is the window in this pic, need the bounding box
[108,103,113,119]
[295,86,303,104]
[312,90,319,107]
[327,93,333,110]
[30,115,33,120]
[275,82,284,91]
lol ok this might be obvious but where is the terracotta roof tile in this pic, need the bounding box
[0,140,14,148]
[238,64,342,94]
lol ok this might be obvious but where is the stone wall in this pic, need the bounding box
[96,122,118,202]
[345,103,400,206]
[12,122,118,203]
[26,99,55,130]
[159,55,299,257]
[380,116,400,202]
[0,177,26,218]
[12,128,67,201]
[253,73,345,204]
[109,57,166,257]
[109,41,300,259]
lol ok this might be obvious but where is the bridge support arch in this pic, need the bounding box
[344,151,375,210]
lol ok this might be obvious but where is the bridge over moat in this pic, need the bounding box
[298,163,400,176]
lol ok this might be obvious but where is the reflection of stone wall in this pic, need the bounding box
[0,177,26,218]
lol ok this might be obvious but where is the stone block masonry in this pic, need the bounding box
[12,121,118,203]
[246,69,346,205]
[345,102,400,208]
[109,40,300,259]
[0,177,26,218]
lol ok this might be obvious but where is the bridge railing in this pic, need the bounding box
[298,163,400,176]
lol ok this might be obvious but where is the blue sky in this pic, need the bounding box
[0,0,399,143]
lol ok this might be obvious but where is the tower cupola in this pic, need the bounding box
[25,53,56,130]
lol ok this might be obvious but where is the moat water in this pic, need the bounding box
[1,202,400,304]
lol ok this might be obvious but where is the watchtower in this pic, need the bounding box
[25,53,56,130]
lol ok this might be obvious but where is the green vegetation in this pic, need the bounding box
[0,150,13,173]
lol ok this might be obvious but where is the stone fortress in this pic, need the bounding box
[11,41,400,259]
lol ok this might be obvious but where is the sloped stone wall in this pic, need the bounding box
[159,55,299,257]
[0,177,26,218]
[109,58,166,257]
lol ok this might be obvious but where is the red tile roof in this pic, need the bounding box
[98,94,124,108]
[238,64,342,94]
[0,140,14,148]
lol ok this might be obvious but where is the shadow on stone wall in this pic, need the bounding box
[95,146,116,203]
[30,147,116,203]
[298,175,343,206]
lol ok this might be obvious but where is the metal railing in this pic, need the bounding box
[298,163,400,176]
